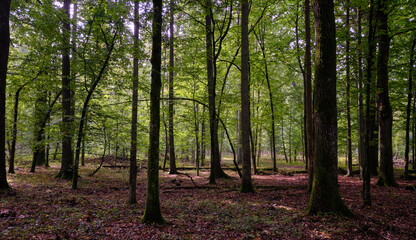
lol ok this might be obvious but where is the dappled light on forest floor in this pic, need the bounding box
[1,164,416,239]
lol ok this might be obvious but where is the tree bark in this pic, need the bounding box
[404,38,416,179]
[305,0,314,191]
[58,0,73,179]
[168,0,177,174]
[356,7,365,179]
[0,0,11,189]
[129,0,139,204]
[376,0,396,187]
[240,0,253,193]
[345,0,353,176]
[206,0,227,184]
[31,90,47,172]
[141,0,165,224]
[307,0,350,216]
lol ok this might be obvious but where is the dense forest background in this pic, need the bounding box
[1,0,416,238]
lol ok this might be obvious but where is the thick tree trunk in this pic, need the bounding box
[404,38,415,179]
[129,0,139,204]
[376,0,396,187]
[240,0,253,193]
[141,0,164,224]
[168,0,177,174]
[305,0,314,191]
[345,0,353,176]
[0,0,11,189]
[206,0,227,184]
[307,0,350,216]
[31,90,47,171]
[58,0,73,179]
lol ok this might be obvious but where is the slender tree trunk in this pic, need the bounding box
[240,0,253,193]
[0,0,11,189]
[31,90,47,171]
[413,94,416,170]
[363,0,377,206]
[404,38,415,179]
[129,0,139,204]
[305,0,314,192]
[281,122,288,163]
[257,128,262,167]
[307,0,350,216]
[376,0,396,187]
[357,7,365,179]
[194,102,200,176]
[141,0,164,224]
[237,110,242,164]
[58,0,73,179]
[169,0,177,174]
[201,114,206,166]
[346,0,353,176]
[81,114,87,167]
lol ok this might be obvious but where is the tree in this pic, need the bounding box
[129,0,140,205]
[376,0,396,187]
[305,0,314,191]
[307,0,350,216]
[0,0,11,190]
[240,0,253,193]
[345,0,353,176]
[141,0,165,224]
[404,38,416,179]
[58,0,73,179]
[168,0,177,174]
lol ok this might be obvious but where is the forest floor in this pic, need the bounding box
[1,159,416,239]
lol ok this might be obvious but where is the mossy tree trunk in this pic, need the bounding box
[307,0,350,216]
[141,0,165,224]
[376,0,396,187]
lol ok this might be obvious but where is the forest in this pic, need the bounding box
[1,0,416,239]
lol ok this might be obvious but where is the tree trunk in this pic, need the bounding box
[376,0,396,187]
[129,0,139,205]
[363,0,377,206]
[240,0,253,193]
[169,0,177,174]
[307,0,350,216]
[237,110,242,164]
[58,0,73,179]
[356,7,365,179]
[206,0,227,184]
[0,0,11,189]
[141,0,164,224]
[31,90,47,171]
[345,0,353,176]
[305,0,314,191]
[404,38,415,179]
[201,114,206,166]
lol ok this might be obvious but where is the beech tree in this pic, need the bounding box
[0,0,11,190]
[142,0,164,224]
[307,0,350,216]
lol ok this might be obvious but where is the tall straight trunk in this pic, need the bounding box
[305,0,314,191]
[129,0,139,205]
[58,0,73,179]
[240,0,253,193]
[257,128,262,167]
[194,102,200,176]
[357,7,365,179]
[363,0,377,206]
[307,0,350,216]
[413,95,416,170]
[201,113,206,166]
[346,0,353,176]
[168,0,177,174]
[206,0,227,184]
[281,122,288,163]
[141,0,164,224]
[0,0,11,189]
[237,110,242,164]
[81,114,87,167]
[404,38,415,179]
[376,0,396,187]
[31,90,47,172]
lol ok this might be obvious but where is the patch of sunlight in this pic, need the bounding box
[272,204,295,211]
[311,230,331,239]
